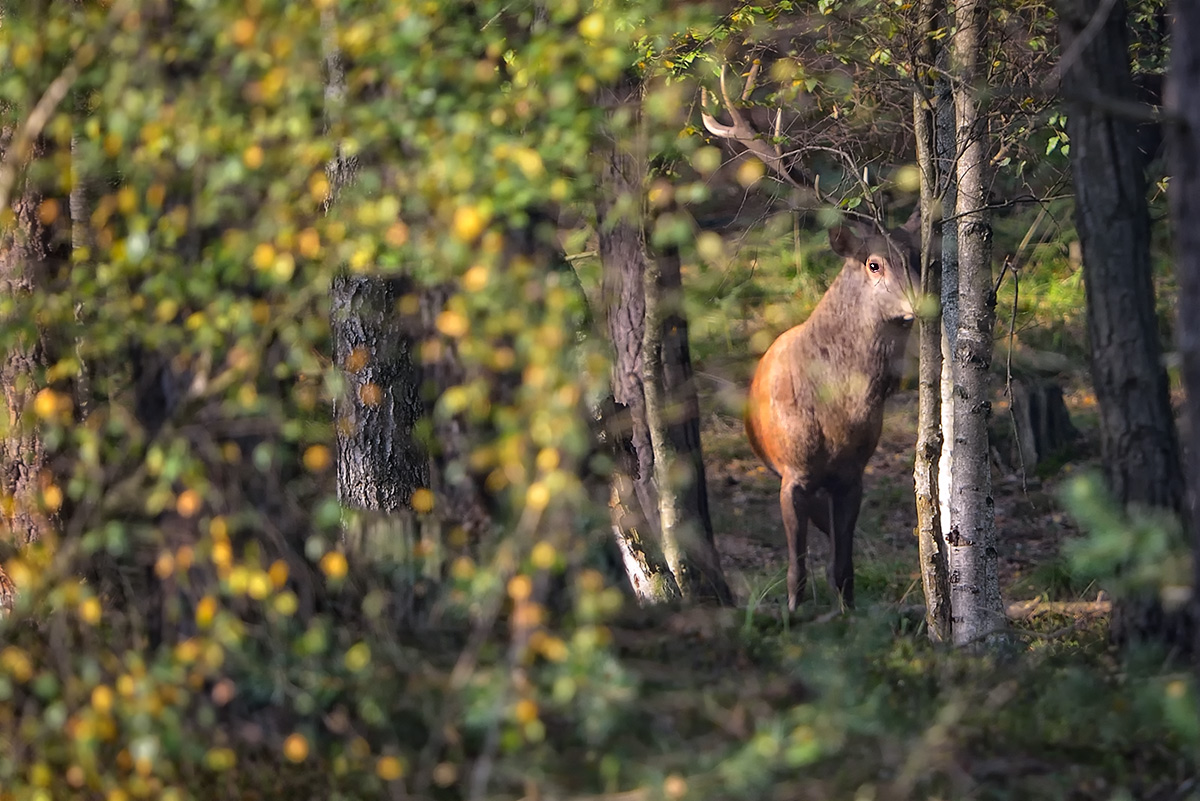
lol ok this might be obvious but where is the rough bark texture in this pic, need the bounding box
[1060,0,1183,513]
[331,275,428,548]
[1061,0,1187,651]
[596,137,680,603]
[1166,0,1200,670]
[323,10,425,557]
[0,152,53,553]
[0,125,59,614]
[912,1,952,640]
[948,0,1005,648]
[597,76,732,605]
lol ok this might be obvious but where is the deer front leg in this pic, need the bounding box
[780,475,811,612]
[827,479,864,608]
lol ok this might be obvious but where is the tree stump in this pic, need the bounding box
[997,377,1079,475]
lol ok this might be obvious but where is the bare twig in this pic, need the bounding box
[0,1,134,216]
[0,61,79,215]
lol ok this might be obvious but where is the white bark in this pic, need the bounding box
[947,0,1005,648]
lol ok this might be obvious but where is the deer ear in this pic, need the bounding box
[829,226,865,259]
[901,205,921,234]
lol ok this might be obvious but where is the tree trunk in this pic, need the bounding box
[597,75,732,605]
[642,249,689,592]
[935,40,960,601]
[1060,0,1182,513]
[322,8,427,559]
[331,275,428,556]
[912,0,951,642]
[1166,0,1200,680]
[1061,0,1186,650]
[654,229,732,604]
[948,0,1005,648]
[0,129,57,612]
[0,152,53,545]
[596,117,680,603]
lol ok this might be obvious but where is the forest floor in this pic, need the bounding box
[591,372,1200,801]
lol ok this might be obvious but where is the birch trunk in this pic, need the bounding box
[935,49,960,570]
[948,0,1005,648]
[912,0,951,641]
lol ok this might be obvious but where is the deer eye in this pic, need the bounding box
[868,260,882,274]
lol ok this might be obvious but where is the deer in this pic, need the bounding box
[744,220,921,610]
[701,63,925,611]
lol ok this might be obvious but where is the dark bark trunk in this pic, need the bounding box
[331,275,428,554]
[597,75,732,605]
[1061,0,1187,651]
[0,130,55,545]
[912,0,951,643]
[322,8,427,560]
[948,0,1005,648]
[0,128,59,611]
[1166,0,1200,671]
[0,183,53,551]
[1060,0,1183,513]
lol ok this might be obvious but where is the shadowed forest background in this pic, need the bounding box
[2,1,1200,799]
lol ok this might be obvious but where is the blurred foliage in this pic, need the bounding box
[0,1,1195,800]
[1062,472,1191,603]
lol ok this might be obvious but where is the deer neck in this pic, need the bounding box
[803,273,910,402]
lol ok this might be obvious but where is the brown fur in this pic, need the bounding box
[745,216,922,610]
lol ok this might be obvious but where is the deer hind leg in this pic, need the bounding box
[780,474,811,612]
[827,480,863,608]
[808,488,832,538]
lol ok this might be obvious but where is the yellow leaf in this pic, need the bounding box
[252,242,276,270]
[452,205,487,242]
[530,541,556,570]
[243,145,264,169]
[298,227,321,258]
[513,698,538,724]
[526,482,550,511]
[344,642,370,672]
[376,756,405,781]
[410,487,434,513]
[231,18,256,46]
[507,574,532,602]
[436,310,469,338]
[320,550,348,580]
[176,489,202,518]
[195,596,217,628]
[78,597,101,626]
[578,12,604,39]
